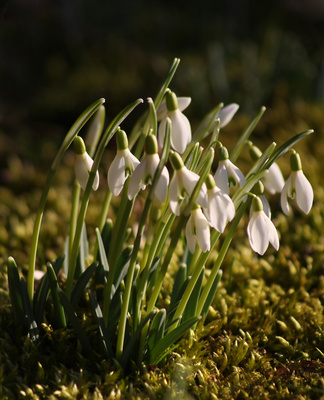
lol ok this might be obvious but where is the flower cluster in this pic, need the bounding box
[73,92,313,257]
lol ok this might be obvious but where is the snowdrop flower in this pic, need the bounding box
[185,205,210,253]
[128,134,169,202]
[204,174,235,233]
[247,196,279,255]
[74,136,99,191]
[281,152,313,215]
[214,146,246,194]
[169,152,207,216]
[158,90,191,154]
[217,103,239,128]
[249,143,284,194]
[108,129,140,196]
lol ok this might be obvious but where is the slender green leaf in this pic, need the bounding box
[7,257,24,325]
[113,246,133,290]
[200,269,223,316]
[182,267,204,322]
[47,263,66,328]
[147,309,166,352]
[96,228,109,276]
[20,278,39,343]
[192,103,223,142]
[264,129,313,169]
[58,289,93,357]
[88,290,113,358]
[121,310,157,370]
[170,264,187,310]
[70,262,97,309]
[34,255,65,323]
[149,316,200,365]
[230,106,266,163]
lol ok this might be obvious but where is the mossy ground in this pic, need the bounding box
[0,99,324,399]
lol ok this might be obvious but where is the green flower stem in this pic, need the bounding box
[145,149,214,320]
[115,119,171,361]
[98,189,112,233]
[66,98,143,299]
[27,98,105,300]
[188,246,202,276]
[69,181,81,257]
[103,184,134,324]
[196,201,248,316]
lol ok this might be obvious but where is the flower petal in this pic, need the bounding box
[247,212,269,255]
[280,175,292,216]
[108,153,126,196]
[217,103,239,128]
[295,170,313,214]
[169,110,191,154]
[155,166,170,203]
[214,163,229,194]
[263,163,285,194]
[169,173,181,215]
[128,161,146,199]
[185,215,196,253]
[194,209,210,252]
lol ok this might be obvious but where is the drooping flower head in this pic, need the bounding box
[169,152,207,216]
[249,142,284,195]
[158,90,191,154]
[74,136,99,191]
[185,205,210,253]
[247,196,279,255]
[108,129,140,196]
[204,174,235,233]
[280,152,313,215]
[128,134,169,202]
[214,146,246,194]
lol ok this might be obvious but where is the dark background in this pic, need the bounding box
[1,0,324,144]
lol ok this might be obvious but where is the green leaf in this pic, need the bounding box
[182,267,204,322]
[113,246,133,291]
[47,263,66,329]
[192,103,223,142]
[7,257,24,325]
[96,228,109,277]
[70,262,97,309]
[149,316,200,365]
[147,309,166,353]
[230,106,266,163]
[20,278,39,343]
[88,290,113,358]
[170,264,187,311]
[264,129,313,170]
[34,255,65,323]
[58,289,93,357]
[200,269,223,316]
[120,310,157,370]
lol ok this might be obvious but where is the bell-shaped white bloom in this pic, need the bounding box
[185,206,210,253]
[247,197,279,255]
[263,163,285,195]
[74,136,99,191]
[108,130,140,196]
[280,152,313,215]
[248,142,284,194]
[204,175,235,233]
[128,135,169,203]
[158,90,191,154]
[169,152,207,216]
[214,146,246,194]
[217,103,239,128]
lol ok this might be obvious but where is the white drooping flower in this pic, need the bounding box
[158,90,191,154]
[74,136,99,191]
[248,142,284,194]
[214,146,246,194]
[217,103,240,128]
[108,130,140,196]
[128,134,169,203]
[204,174,235,233]
[185,205,210,253]
[280,152,313,215]
[247,196,279,255]
[169,152,207,216]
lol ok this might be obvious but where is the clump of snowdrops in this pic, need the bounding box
[7,58,314,370]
